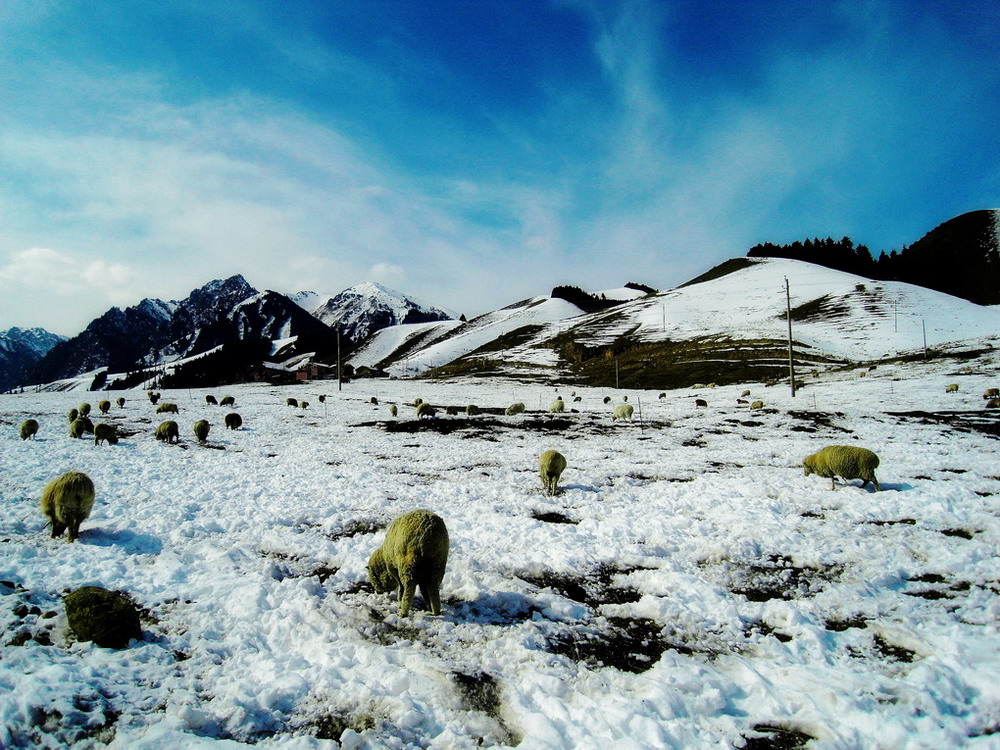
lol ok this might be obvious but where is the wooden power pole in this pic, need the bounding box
[785,277,796,397]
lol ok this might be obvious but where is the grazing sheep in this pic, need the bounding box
[986,398,1000,409]
[549,398,565,413]
[945,384,959,393]
[741,390,752,397]
[538,449,567,496]
[736,399,748,405]
[286,397,299,407]
[658,392,666,400]
[93,423,118,446]
[389,404,398,417]
[603,396,612,404]
[370,397,379,405]
[78,403,92,417]
[206,395,218,405]
[156,403,179,414]
[984,388,1000,400]
[368,509,449,617]
[67,408,79,423]
[803,445,880,491]
[505,402,525,416]
[612,404,634,422]
[750,400,764,410]
[414,398,423,406]
[98,400,111,415]
[193,419,210,443]
[20,419,39,440]
[69,417,94,439]
[220,396,235,407]
[416,402,436,419]
[115,397,126,408]
[695,399,708,408]
[155,420,180,443]
[318,395,326,404]
[573,396,582,402]
[148,392,160,405]
[466,404,480,416]
[224,413,243,430]
[623,395,629,402]
[446,405,460,416]
[300,401,309,409]
[40,471,95,542]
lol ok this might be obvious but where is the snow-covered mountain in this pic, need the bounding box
[349,258,1000,387]
[30,275,336,386]
[0,327,66,392]
[18,276,458,389]
[303,282,454,343]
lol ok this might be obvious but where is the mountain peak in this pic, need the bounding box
[311,281,453,341]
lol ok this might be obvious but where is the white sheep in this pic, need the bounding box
[368,509,449,617]
[803,445,880,491]
[945,384,959,393]
[416,402,436,419]
[155,420,180,443]
[538,450,567,495]
[193,419,210,443]
[505,402,525,416]
[40,471,95,542]
[93,423,118,446]
[612,403,634,422]
[984,388,1000,400]
[549,397,565,413]
[750,400,764,410]
[20,419,39,440]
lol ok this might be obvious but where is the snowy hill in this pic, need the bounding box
[349,294,588,378]
[349,258,1000,387]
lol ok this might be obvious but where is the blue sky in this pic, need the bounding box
[0,0,997,335]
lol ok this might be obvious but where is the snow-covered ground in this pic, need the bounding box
[3,356,1000,748]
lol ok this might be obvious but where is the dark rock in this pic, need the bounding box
[65,586,142,649]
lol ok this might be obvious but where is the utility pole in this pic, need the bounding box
[615,358,619,389]
[785,277,796,397]
[893,298,898,333]
[922,319,927,359]
[337,329,342,391]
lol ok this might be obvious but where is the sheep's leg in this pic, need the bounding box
[830,476,837,491]
[50,518,65,538]
[872,475,880,492]
[67,520,80,543]
[398,578,417,617]
[418,580,442,615]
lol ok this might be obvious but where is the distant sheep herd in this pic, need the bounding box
[10,374,998,629]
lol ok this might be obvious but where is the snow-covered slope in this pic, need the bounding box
[355,258,1000,382]
[350,295,586,377]
[570,257,1000,359]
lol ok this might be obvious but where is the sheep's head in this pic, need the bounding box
[803,455,817,476]
[367,549,397,593]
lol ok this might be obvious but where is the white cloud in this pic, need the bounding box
[368,262,406,287]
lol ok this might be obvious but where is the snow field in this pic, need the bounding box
[2,361,1000,748]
